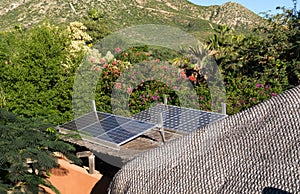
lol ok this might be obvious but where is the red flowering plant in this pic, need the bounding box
[171,46,226,113]
[94,54,132,113]
[93,46,219,116]
[172,45,211,86]
[92,47,153,114]
[110,59,199,116]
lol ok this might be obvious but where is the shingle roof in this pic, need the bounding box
[109,86,300,193]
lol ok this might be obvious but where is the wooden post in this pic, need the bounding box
[88,154,95,175]
[76,151,95,174]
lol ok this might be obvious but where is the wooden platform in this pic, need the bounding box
[59,127,183,166]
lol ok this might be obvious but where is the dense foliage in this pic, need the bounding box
[0,8,299,193]
[0,9,299,119]
[204,8,300,113]
[92,9,299,115]
[0,23,85,124]
[92,46,213,115]
[0,109,79,194]
[83,9,110,44]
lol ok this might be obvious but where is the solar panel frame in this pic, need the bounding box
[59,111,112,131]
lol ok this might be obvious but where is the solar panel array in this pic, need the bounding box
[59,111,157,148]
[133,104,227,133]
[58,104,226,149]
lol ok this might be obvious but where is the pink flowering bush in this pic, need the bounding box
[95,47,204,115]
[94,45,290,116]
[225,76,283,114]
[110,59,200,115]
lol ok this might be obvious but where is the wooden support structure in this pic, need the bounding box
[76,151,95,174]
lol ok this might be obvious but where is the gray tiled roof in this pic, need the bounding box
[109,86,300,193]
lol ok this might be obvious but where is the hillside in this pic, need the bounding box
[0,0,263,36]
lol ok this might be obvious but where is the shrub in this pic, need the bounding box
[0,109,80,193]
[0,23,85,124]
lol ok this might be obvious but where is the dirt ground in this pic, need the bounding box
[43,159,103,194]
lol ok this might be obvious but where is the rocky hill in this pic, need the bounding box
[0,0,264,35]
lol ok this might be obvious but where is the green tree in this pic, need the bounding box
[0,109,80,194]
[0,23,84,124]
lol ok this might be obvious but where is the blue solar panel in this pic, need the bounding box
[162,106,187,120]
[58,111,157,148]
[97,128,135,145]
[133,104,227,133]
[59,104,226,148]
[96,120,157,145]
[131,104,168,123]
